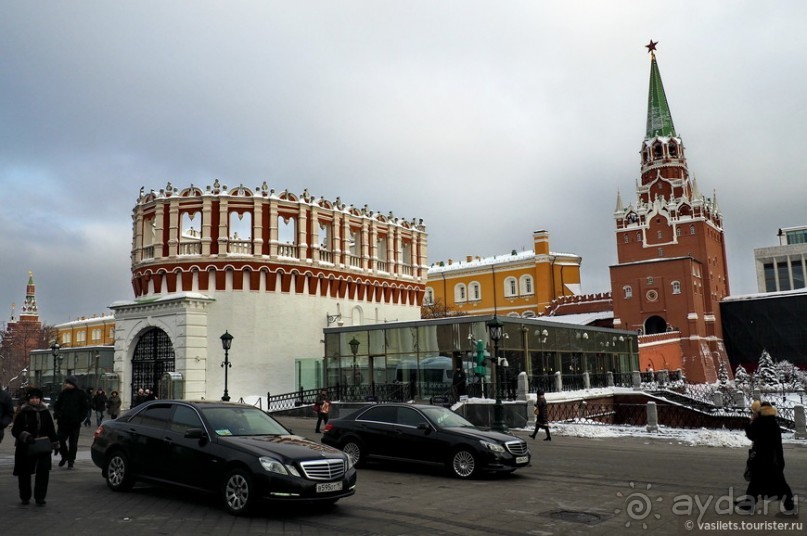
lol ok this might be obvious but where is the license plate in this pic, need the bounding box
[515,456,529,465]
[316,482,343,493]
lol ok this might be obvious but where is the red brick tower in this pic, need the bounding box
[609,42,731,383]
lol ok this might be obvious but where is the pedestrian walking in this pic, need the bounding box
[529,389,551,441]
[738,401,795,513]
[11,388,59,505]
[106,390,122,419]
[92,388,108,426]
[452,366,467,402]
[53,376,89,469]
[314,389,331,433]
[83,387,94,426]
[0,386,14,445]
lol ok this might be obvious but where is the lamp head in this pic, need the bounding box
[486,316,504,342]
[220,330,234,351]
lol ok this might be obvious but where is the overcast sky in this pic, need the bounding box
[2,1,805,326]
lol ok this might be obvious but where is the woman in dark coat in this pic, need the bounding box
[11,387,58,506]
[106,390,122,419]
[529,389,551,441]
[741,401,795,513]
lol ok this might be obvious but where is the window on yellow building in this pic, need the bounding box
[520,276,533,295]
[61,333,72,344]
[470,282,481,301]
[454,284,467,303]
[424,288,434,305]
[76,332,86,343]
[504,277,517,298]
[92,329,101,341]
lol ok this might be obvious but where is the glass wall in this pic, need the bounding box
[321,316,638,398]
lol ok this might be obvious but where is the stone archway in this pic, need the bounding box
[131,327,175,400]
[644,315,668,335]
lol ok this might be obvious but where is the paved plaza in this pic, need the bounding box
[1,415,804,535]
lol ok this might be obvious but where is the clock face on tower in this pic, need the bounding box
[646,289,659,302]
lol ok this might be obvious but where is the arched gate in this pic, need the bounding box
[131,327,176,400]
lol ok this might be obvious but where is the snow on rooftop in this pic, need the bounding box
[428,250,579,274]
[722,287,807,302]
[539,311,613,325]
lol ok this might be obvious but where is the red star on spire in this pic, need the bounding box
[646,40,658,53]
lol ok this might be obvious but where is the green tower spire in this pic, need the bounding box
[645,41,676,139]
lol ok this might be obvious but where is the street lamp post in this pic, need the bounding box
[51,343,62,400]
[349,337,360,399]
[220,331,234,402]
[486,316,508,433]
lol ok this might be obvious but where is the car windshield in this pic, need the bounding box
[420,407,476,428]
[200,406,291,437]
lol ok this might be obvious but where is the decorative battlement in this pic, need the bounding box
[130,182,429,304]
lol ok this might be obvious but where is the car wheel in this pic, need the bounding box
[448,448,478,479]
[105,450,135,491]
[222,468,253,516]
[342,438,366,467]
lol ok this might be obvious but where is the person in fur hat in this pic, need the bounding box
[739,401,796,513]
[11,388,59,505]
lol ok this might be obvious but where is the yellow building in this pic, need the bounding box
[425,230,582,318]
[55,314,116,348]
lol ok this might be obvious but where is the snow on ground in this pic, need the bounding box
[454,388,804,449]
[519,422,754,448]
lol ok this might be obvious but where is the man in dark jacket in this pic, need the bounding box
[0,387,14,444]
[53,376,88,469]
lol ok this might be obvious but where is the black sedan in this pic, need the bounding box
[321,403,530,478]
[91,400,356,515]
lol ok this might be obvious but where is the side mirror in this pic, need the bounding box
[417,422,432,434]
[184,428,209,445]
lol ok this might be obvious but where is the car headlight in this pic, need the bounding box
[480,440,505,453]
[259,456,300,477]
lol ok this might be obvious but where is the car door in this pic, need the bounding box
[353,405,398,456]
[125,404,173,479]
[163,404,220,490]
[389,406,440,462]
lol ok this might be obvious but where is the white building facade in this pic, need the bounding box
[111,181,427,409]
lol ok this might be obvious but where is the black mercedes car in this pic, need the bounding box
[91,400,356,515]
[321,403,530,478]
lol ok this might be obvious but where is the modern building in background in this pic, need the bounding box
[720,289,807,370]
[110,182,428,408]
[323,315,638,399]
[610,43,731,383]
[425,230,582,319]
[721,225,807,370]
[754,226,807,292]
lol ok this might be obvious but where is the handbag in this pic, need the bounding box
[533,407,539,416]
[27,437,52,457]
[743,448,756,481]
